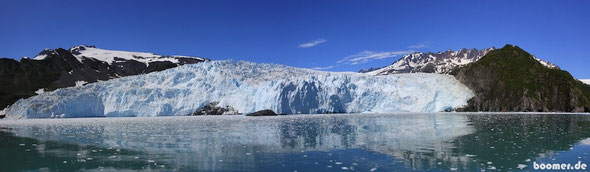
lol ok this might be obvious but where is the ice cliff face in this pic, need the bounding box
[5,60,474,118]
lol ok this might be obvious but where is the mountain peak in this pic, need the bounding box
[33,48,56,60]
[364,47,495,75]
[71,44,97,50]
[502,44,516,48]
[492,44,558,69]
[69,45,97,55]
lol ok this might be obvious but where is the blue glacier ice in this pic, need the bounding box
[5,60,474,118]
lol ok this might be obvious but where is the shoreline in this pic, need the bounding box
[1,111,590,122]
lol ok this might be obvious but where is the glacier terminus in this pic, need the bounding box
[5,60,474,118]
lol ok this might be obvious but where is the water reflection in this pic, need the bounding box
[275,114,475,171]
[1,113,590,171]
[452,114,590,170]
[0,128,170,171]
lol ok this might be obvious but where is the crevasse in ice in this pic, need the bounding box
[6,60,474,118]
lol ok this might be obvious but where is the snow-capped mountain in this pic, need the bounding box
[5,60,474,118]
[363,47,558,75]
[581,79,590,85]
[67,45,206,65]
[33,45,208,70]
[0,45,208,110]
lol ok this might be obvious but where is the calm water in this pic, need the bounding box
[1,113,590,171]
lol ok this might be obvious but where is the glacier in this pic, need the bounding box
[5,60,474,118]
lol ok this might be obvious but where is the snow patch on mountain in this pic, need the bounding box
[5,60,474,118]
[32,48,56,60]
[580,79,590,85]
[533,56,558,69]
[69,45,206,65]
[33,54,48,60]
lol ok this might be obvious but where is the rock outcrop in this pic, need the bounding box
[246,109,278,116]
[190,102,240,115]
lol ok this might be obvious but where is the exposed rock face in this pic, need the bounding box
[0,108,4,118]
[0,45,208,109]
[246,109,278,116]
[454,45,590,112]
[190,102,240,115]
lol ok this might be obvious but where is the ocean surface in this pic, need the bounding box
[1,113,590,171]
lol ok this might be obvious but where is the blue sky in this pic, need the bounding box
[1,0,589,78]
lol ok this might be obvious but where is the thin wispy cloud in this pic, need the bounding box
[309,43,421,70]
[337,50,415,65]
[408,44,427,49]
[299,39,327,48]
[408,41,432,49]
[310,65,335,70]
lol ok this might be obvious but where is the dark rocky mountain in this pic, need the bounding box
[453,45,590,112]
[0,45,209,110]
[363,47,557,75]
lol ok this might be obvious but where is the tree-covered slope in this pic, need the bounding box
[454,44,590,112]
